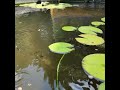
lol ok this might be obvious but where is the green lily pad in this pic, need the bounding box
[19,3,36,7]
[78,26,103,35]
[75,34,104,45]
[48,42,75,54]
[82,54,105,81]
[101,17,105,22]
[19,3,72,9]
[98,82,105,90]
[62,26,77,31]
[91,21,105,26]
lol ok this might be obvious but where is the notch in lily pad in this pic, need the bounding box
[62,26,77,31]
[75,34,105,45]
[101,17,105,22]
[98,82,105,90]
[78,26,103,35]
[91,21,105,27]
[82,53,105,81]
[48,42,75,54]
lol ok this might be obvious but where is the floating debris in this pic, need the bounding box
[28,83,32,86]
[19,22,22,24]
[95,48,98,51]
[38,29,41,31]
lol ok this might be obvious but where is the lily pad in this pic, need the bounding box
[82,54,105,81]
[62,26,77,31]
[91,21,105,26]
[101,17,105,22]
[48,42,75,54]
[19,3,72,9]
[98,82,105,90]
[19,3,36,7]
[75,34,105,45]
[78,26,103,35]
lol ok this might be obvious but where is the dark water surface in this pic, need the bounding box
[15,7,105,90]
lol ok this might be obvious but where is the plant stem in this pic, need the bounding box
[56,54,65,90]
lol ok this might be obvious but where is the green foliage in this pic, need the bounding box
[48,17,105,89]
[82,54,105,81]
[48,42,75,54]
[98,82,105,90]
[75,34,104,45]
[62,26,77,31]
[19,2,72,9]
[101,17,105,22]
[91,21,105,27]
[78,26,103,35]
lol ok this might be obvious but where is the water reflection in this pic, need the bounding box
[15,6,104,90]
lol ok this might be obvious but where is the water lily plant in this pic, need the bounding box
[82,53,105,81]
[48,42,75,90]
[17,2,72,10]
[48,17,105,90]
[98,82,105,90]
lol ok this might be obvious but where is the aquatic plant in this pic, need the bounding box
[48,42,75,90]
[78,26,103,35]
[18,2,72,10]
[98,82,105,90]
[91,21,105,27]
[82,54,105,81]
[62,26,77,31]
[75,34,104,45]
[48,17,105,89]
[101,17,105,22]
[48,42,75,54]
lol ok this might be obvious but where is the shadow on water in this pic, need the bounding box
[15,6,105,90]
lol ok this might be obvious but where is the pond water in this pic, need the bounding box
[15,6,105,90]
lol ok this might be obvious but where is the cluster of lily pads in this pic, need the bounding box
[49,17,105,90]
[15,2,72,10]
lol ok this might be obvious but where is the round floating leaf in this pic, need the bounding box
[19,3,37,7]
[75,34,104,45]
[62,26,77,31]
[19,3,72,9]
[48,42,75,54]
[91,21,105,26]
[98,82,105,90]
[101,17,105,22]
[82,54,105,81]
[78,26,103,35]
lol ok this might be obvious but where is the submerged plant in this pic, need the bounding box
[75,34,104,45]
[98,82,105,90]
[62,26,77,31]
[82,54,105,81]
[78,26,103,35]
